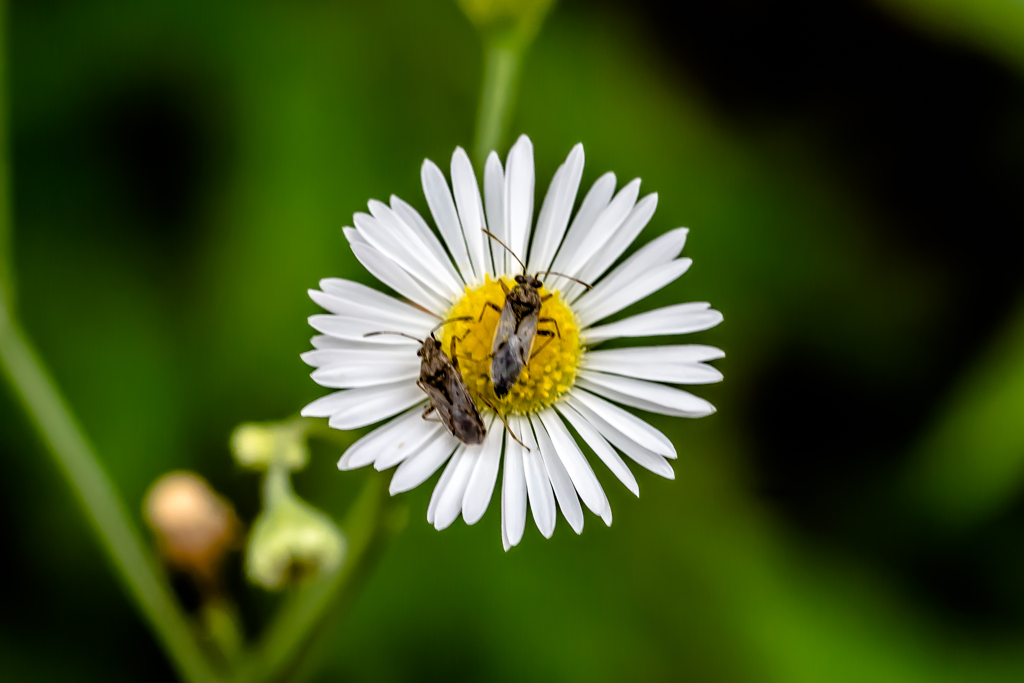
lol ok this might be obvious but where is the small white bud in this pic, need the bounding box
[245,481,345,590]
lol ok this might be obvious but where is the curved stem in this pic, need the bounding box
[0,309,225,683]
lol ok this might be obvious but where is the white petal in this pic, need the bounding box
[501,423,528,547]
[312,383,424,430]
[348,238,448,314]
[353,212,460,301]
[576,259,692,328]
[583,302,724,344]
[504,135,535,270]
[375,418,446,471]
[422,159,475,283]
[338,407,437,471]
[311,359,420,389]
[527,161,565,273]
[390,431,460,494]
[499,499,507,552]
[427,447,463,525]
[501,494,511,552]
[583,347,724,384]
[301,391,348,418]
[555,403,639,497]
[483,152,507,274]
[585,344,725,365]
[310,335,421,352]
[548,171,616,277]
[389,195,465,287]
[433,446,475,529]
[555,178,640,287]
[301,346,416,369]
[314,279,437,327]
[528,143,584,275]
[577,370,716,418]
[367,200,465,297]
[566,395,676,479]
[451,147,489,282]
[567,389,676,458]
[530,414,584,534]
[311,334,354,350]
[573,227,688,308]
[565,193,659,301]
[518,415,555,538]
[338,407,419,471]
[538,409,609,521]
[463,417,503,525]
[307,315,423,345]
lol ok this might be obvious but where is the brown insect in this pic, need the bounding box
[365,318,524,447]
[480,230,592,399]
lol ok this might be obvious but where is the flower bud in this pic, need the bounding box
[245,470,345,590]
[457,0,555,42]
[144,471,239,590]
[231,421,308,471]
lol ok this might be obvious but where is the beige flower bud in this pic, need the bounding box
[143,472,240,591]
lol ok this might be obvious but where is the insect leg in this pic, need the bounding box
[450,337,461,372]
[529,332,556,361]
[537,317,561,338]
[478,396,529,451]
[477,302,503,323]
[445,335,479,367]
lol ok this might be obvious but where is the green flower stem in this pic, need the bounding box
[0,308,225,683]
[473,34,524,166]
[234,474,399,683]
[264,461,293,506]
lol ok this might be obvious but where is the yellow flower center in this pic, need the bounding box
[441,275,582,415]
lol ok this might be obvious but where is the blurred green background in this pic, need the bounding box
[3,0,1024,680]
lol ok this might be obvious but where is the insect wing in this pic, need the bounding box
[516,309,540,362]
[491,302,519,355]
[443,368,486,444]
[420,380,456,436]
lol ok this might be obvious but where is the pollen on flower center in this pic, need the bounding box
[441,275,582,415]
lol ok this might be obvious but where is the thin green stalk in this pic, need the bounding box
[0,4,221,680]
[0,309,224,683]
[473,36,523,166]
[233,474,398,683]
[0,0,14,309]
[462,0,556,164]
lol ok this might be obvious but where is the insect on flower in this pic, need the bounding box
[365,319,524,447]
[303,136,724,546]
[479,229,592,399]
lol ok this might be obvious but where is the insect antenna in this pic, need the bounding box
[481,229,526,274]
[363,331,424,342]
[534,270,594,290]
[428,316,473,335]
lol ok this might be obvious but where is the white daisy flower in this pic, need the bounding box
[301,135,724,550]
